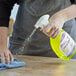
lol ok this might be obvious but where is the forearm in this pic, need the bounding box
[0,27,8,48]
[0,26,13,64]
[52,4,76,23]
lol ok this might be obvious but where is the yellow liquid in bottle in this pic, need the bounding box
[50,29,76,60]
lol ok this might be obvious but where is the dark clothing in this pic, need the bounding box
[70,0,76,4]
[0,0,19,27]
[0,0,76,27]
[9,0,76,57]
[0,0,76,57]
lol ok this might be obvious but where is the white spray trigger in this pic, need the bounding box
[34,14,50,29]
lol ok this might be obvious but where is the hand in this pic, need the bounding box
[0,47,14,64]
[41,14,65,38]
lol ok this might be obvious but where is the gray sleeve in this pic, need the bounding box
[75,0,76,4]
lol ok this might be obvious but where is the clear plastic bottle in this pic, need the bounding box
[50,29,76,60]
[35,14,76,60]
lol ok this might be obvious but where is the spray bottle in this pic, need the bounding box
[34,14,76,60]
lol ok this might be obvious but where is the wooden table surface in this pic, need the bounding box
[0,55,76,76]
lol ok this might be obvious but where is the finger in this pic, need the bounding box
[1,54,5,64]
[4,53,10,64]
[52,29,59,39]
[41,27,55,37]
[9,52,14,62]
[48,27,58,38]
[46,27,53,34]
[46,25,52,33]
[40,28,49,36]
[40,28,42,31]
[47,27,56,37]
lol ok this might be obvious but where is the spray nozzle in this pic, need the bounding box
[34,14,50,29]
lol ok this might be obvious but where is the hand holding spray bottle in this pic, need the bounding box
[34,14,76,60]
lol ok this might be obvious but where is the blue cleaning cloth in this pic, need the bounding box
[0,58,25,70]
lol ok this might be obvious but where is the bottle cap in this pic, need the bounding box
[34,14,50,29]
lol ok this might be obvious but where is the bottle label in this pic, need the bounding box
[60,32,76,57]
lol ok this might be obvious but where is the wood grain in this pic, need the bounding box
[0,55,76,76]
